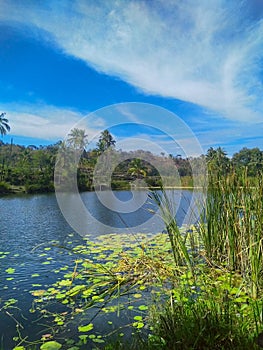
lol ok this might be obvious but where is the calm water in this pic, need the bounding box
[0,189,197,348]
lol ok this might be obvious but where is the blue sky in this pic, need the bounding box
[0,0,263,156]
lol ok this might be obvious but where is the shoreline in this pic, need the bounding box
[0,185,203,196]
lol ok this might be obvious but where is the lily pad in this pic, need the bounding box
[40,341,62,350]
[134,315,143,321]
[6,267,15,274]
[31,273,40,277]
[138,305,148,311]
[78,323,94,332]
[133,293,142,299]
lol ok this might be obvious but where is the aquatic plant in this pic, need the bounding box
[7,168,263,349]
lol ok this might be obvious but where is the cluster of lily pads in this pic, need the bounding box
[6,231,178,349]
[3,217,263,349]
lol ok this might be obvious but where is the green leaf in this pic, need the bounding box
[235,297,247,303]
[133,321,144,329]
[58,279,71,286]
[134,315,143,321]
[78,323,94,332]
[78,335,88,344]
[31,273,40,277]
[31,290,45,297]
[136,322,144,329]
[55,293,65,299]
[40,341,62,350]
[6,267,15,274]
[138,305,148,311]
[92,338,105,343]
[12,347,25,350]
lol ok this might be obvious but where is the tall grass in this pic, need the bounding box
[149,190,193,271]
[150,295,258,350]
[198,168,263,298]
[147,168,263,349]
[151,168,263,298]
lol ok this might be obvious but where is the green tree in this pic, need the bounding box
[67,128,88,150]
[0,114,10,181]
[206,147,229,174]
[0,112,10,137]
[97,130,116,153]
[128,158,147,179]
[232,147,263,176]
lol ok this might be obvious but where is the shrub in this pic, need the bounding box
[0,181,11,194]
[151,297,258,350]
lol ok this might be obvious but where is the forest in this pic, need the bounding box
[0,126,262,194]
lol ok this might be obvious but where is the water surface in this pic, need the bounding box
[0,189,197,348]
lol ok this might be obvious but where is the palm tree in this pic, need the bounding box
[206,147,229,174]
[97,129,116,153]
[67,128,88,150]
[128,158,147,179]
[0,113,10,137]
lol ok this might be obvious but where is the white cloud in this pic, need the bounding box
[1,1,263,123]
[0,103,105,141]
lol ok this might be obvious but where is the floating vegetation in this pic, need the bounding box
[5,267,15,274]
[8,231,177,348]
[3,171,263,349]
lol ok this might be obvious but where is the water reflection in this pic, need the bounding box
[0,189,202,348]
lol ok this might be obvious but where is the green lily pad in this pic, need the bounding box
[40,341,62,350]
[78,323,94,332]
[138,305,148,311]
[6,267,15,274]
[134,315,143,321]
[31,273,40,277]
[133,321,144,329]
[58,279,71,286]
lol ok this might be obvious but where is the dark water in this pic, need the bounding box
[0,190,197,348]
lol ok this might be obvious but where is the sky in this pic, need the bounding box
[0,0,263,156]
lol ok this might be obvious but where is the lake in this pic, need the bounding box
[0,189,198,348]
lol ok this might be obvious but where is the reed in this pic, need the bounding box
[147,168,263,349]
[198,168,263,298]
[149,190,193,271]
[151,168,263,297]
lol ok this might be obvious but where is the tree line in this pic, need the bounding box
[0,114,262,194]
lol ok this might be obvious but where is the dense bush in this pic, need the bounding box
[25,182,54,194]
[0,181,11,194]
[111,180,130,190]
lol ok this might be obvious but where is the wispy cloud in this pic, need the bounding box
[1,0,263,122]
[0,103,104,141]
[115,133,181,155]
